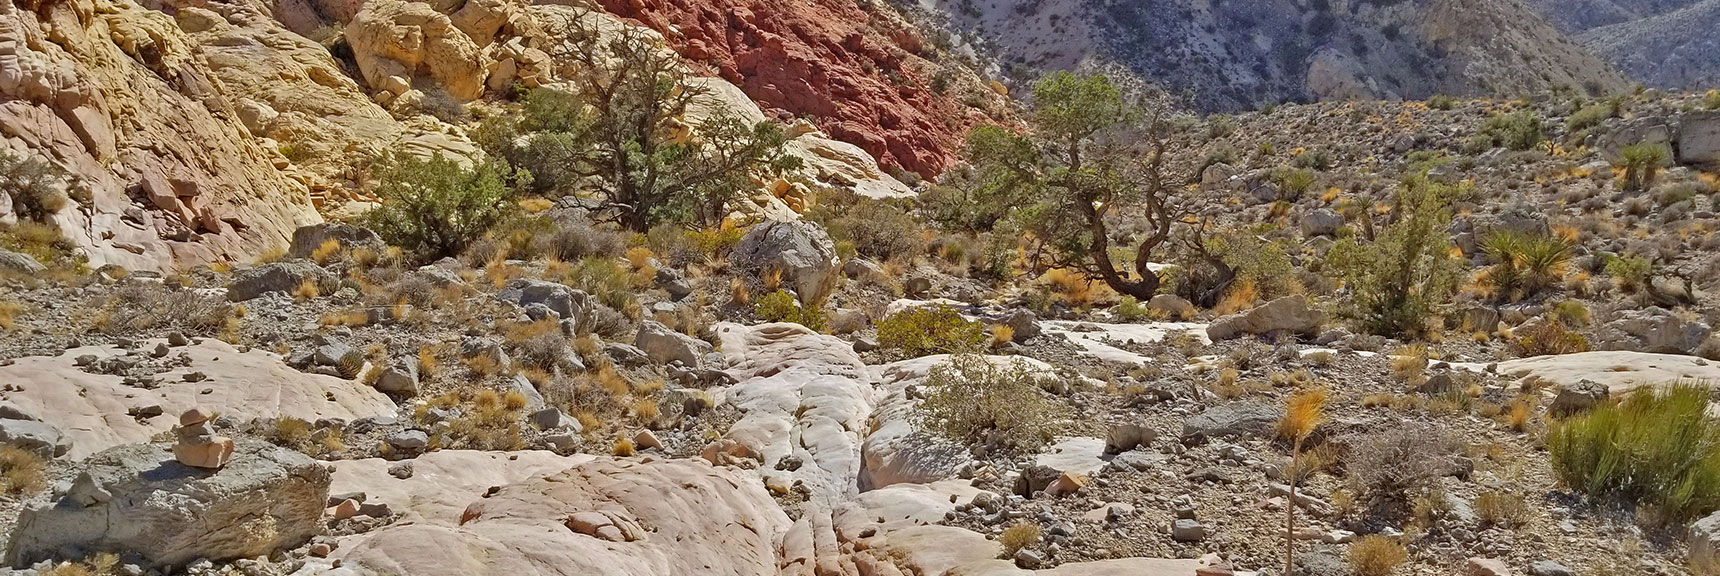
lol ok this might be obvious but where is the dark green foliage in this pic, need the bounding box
[361,153,514,261]
[1618,143,1669,192]
[1478,229,1575,302]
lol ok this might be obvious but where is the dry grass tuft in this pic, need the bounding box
[311,239,342,264]
[292,278,321,300]
[1347,535,1408,576]
[0,444,45,495]
[998,523,1040,557]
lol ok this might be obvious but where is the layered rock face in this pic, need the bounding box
[598,0,1011,177]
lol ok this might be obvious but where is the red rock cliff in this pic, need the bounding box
[600,0,1003,178]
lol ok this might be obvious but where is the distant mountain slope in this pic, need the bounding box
[905,0,1631,111]
[1538,0,1720,90]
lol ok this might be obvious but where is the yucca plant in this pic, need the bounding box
[1480,229,1573,302]
[1547,383,1720,524]
[1618,143,1669,192]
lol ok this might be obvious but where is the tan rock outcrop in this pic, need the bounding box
[0,0,318,270]
[346,0,495,102]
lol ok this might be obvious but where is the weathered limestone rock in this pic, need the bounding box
[731,220,841,305]
[635,320,712,368]
[7,441,329,569]
[288,223,384,259]
[1182,402,1284,443]
[1207,295,1326,341]
[227,260,341,301]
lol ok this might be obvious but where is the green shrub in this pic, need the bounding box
[1566,101,1618,132]
[1481,110,1544,151]
[1272,167,1317,199]
[361,153,514,262]
[1604,255,1652,292]
[915,354,1067,451]
[1427,95,1456,110]
[1706,90,1720,111]
[1548,384,1720,524]
[811,194,923,262]
[754,289,827,331]
[1115,295,1148,321]
[564,257,635,314]
[1511,317,1590,357]
[876,304,985,357]
[1324,176,1462,338]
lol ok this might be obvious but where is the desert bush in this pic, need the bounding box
[1548,383,1720,524]
[1115,295,1149,321]
[754,289,828,331]
[1706,90,1720,111]
[0,149,69,222]
[0,444,44,495]
[362,152,514,262]
[94,283,233,335]
[998,523,1041,557]
[1427,95,1456,110]
[916,354,1067,452]
[1273,167,1317,199]
[1345,422,1465,506]
[1481,110,1544,151]
[561,257,636,315]
[877,304,986,357]
[1511,318,1590,357]
[504,318,570,371]
[817,199,923,262]
[1566,100,1618,132]
[1324,176,1462,338]
[1347,535,1407,576]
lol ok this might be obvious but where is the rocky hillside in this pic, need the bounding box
[1528,0,1720,90]
[902,0,1632,111]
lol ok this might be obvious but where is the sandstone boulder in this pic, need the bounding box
[0,419,70,458]
[0,250,45,275]
[731,220,841,305]
[7,441,329,569]
[1595,306,1712,355]
[1207,295,1326,341]
[497,278,588,321]
[1691,510,1720,574]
